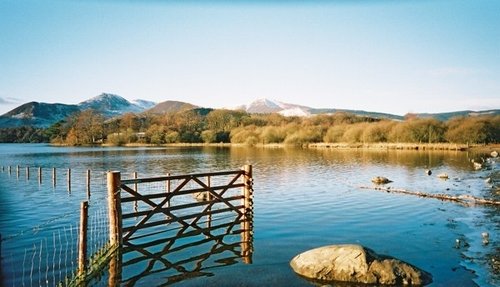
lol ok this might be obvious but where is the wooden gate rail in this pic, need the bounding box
[106,165,254,285]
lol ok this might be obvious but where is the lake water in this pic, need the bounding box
[0,143,498,286]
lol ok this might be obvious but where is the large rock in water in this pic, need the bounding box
[290,244,432,286]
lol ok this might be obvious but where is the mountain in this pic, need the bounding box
[310,108,404,120]
[0,93,156,128]
[243,98,312,116]
[131,99,156,110]
[240,98,402,119]
[78,93,146,117]
[0,102,79,128]
[1,94,498,129]
[408,110,500,121]
[146,100,198,114]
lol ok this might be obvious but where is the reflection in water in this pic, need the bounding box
[110,170,254,286]
[112,214,253,286]
[0,144,498,286]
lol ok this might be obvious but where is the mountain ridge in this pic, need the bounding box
[0,94,498,128]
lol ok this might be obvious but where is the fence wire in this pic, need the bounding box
[0,164,252,287]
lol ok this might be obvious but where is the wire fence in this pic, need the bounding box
[0,164,253,286]
[1,204,109,287]
[0,165,114,287]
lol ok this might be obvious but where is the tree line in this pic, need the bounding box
[1,108,499,145]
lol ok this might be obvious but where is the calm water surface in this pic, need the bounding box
[0,144,498,286]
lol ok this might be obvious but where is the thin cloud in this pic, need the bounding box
[0,96,21,105]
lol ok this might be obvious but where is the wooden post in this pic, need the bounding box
[107,171,122,247]
[241,164,253,264]
[78,201,89,277]
[206,175,212,238]
[26,166,30,180]
[38,167,42,184]
[166,172,171,193]
[133,172,138,193]
[67,168,71,192]
[108,248,121,287]
[8,166,11,175]
[133,172,138,213]
[52,167,56,187]
[86,169,91,198]
[16,165,19,178]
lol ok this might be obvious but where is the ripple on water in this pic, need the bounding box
[0,145,497,286]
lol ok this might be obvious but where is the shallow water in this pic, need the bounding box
[0,144,498,286]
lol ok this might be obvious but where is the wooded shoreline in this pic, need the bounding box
[89,142,500,151]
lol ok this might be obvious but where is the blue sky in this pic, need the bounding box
[0,0,499,115]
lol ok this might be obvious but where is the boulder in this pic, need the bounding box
[372,176,392,184]
[290,244,432,286]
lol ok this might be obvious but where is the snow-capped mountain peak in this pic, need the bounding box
[78,93,144,117]
[131,99,156,110]
[244,98,312,116]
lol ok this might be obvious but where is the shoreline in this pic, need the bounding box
[93,142,500,152]
[45,140,500,152]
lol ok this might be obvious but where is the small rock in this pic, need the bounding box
[425,169,432,176]
[473,162,482,170]
[482,232,489,245]
[372,176,392,184]
[491,151,498,158]
[455,239,461,249]
[437,173,449,179]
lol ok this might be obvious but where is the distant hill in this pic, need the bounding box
[310,108,404,120]
[242,98,311,116]
[0,102,79,128]
[240,98,403,120]
[79,93,147,117]
[1,94,498,129]
[146,100,198,114]
[408,110,500,121]
[0,93,156,128]
[131,99,156,110]
[239,98,499,121]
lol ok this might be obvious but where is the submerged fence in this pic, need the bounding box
[0,164,253,286]
[0,204,109,287]
[107,165,254,285]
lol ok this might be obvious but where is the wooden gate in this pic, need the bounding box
[106,165,253,285]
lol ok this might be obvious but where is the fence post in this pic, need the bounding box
[241,164,253,264]
[133,172,138,213]
[26,166,30,180]
[16,165,19,178]
[52,167,56,187]
[86,170,91,198]
[8,166,11,175]
[107,171,122,247]
[107,171,122,287]
[78,201,89,278]
[67,168,71,192]
[38,167,42,184]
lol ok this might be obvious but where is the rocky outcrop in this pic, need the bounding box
[372,176,392,184]
[290,244,432,286]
